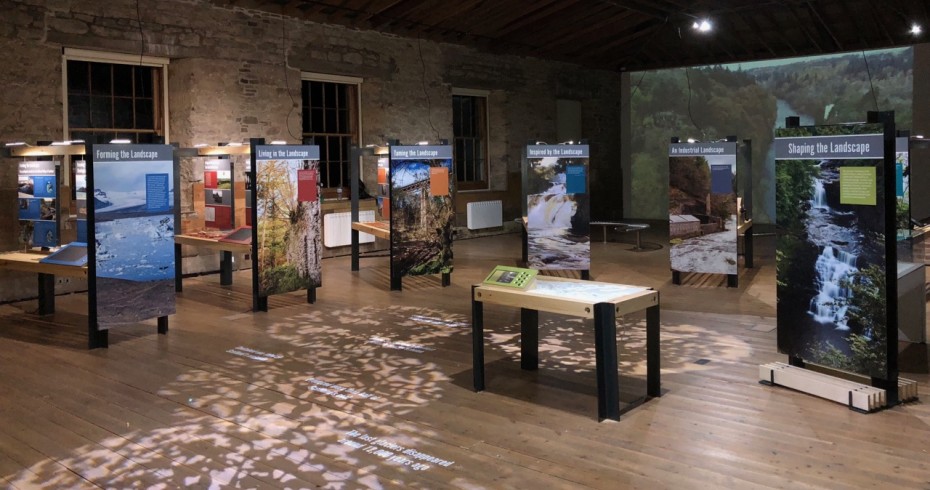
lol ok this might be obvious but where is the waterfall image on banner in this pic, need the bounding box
[93,159,176,326]
[669,154,737,275]
[526,157,590,269]
[256,159,322,297]
[775,128,887,378]
[390,158,454,277]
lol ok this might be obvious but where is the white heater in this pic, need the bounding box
[324,211,375,248]
[466,200,503,230]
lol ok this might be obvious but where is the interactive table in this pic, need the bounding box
[0,251,87,315]
[174,232,251,291]
[471,276,661,421]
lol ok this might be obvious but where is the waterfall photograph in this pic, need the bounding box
[775,127,888,378]
[525,154,590,270]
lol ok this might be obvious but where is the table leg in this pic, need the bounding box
[38,273,55,315]
[220,250,233,286]
[521,308,539,370]
[646,304,661,397]
[594,302,619,421]
[635,230,643,250]
[521,225,528,266]
[745,226,754,268]
[602,225,608,244]
[472,286,485,391]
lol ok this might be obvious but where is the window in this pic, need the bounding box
[452,91,489,190]
[301,75,360,190]
[64,49,168,144]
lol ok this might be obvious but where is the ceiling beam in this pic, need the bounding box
[805,1,842,51]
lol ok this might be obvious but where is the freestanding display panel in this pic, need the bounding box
[523,144,591,275]
[250,140,322,311]
[388,144,454,291]
[17,160,60,249]
[773,112,900,404]
[668,138,739,286]
[87,143,178,348]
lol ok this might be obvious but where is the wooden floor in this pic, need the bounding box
[0,232,928,489]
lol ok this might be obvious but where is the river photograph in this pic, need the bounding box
[525,156,590,270]
[775,132,888,378]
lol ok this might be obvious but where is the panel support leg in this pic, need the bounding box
[351,230,360,272]
[727,274,738,288]
[672,270,681,285]
[307,287,316,304]
[174,243,183,292]
[157,316,168,335]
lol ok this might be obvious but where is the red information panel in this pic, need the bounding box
[297,169,318,202]
[204,171,218,189]
[429,167,450,196]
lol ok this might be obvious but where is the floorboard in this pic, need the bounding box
[0,232,927,489]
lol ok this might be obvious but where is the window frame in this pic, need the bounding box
[62,48,170,144]
[452,88,490,192]
[300,72,363,191]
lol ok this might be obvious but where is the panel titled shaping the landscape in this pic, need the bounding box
[668,142,738,275]
[254,145,322,297]
[389,145,454,277]
[774,126,889,379]
[525,145,590,270]
[91,144,176,327]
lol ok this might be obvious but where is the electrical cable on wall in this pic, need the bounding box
[417,36,440,142]
[281,11,302,142]
[861,50,880,112]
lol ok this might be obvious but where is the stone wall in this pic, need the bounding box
[0,0,622,301]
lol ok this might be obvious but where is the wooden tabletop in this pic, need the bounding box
[474,275,657,318]
[174,234,252,253]
[351,221,390,240]
[0,251,88,277]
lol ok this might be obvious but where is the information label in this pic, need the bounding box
[145,173,170,212]
[840,166,877,206]
[565,164,586,194]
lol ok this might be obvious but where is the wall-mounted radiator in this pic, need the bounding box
[466,200,503,230]
[324,211,376,248]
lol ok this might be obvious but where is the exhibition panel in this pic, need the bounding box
[87,143,178,347]
[17,160,60,249]
[668,139,739,286]
[250,141,322,311]
[388,144,454,291]
[771,113,903,405]
[523,143,591,274]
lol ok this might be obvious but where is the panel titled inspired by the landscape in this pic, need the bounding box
[668,142,738,275]
[389,145,454,277]
[90,145,176,327]
[525,145,590,270]
[774,126,889,379]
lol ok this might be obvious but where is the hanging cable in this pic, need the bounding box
[684,67,704,139]
[417,36,440,142]
[281,10,302,142]
[861,50,880,112]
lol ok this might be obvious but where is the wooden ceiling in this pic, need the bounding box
[216,0,930,71]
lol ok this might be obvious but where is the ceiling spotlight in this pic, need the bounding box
[687,138,697,144]
[911,23,923,36]
[692,19,712,33]
[270,140,287,145]
[417,141,429,145]
[193,143,208,148]
[51,141,70,146]
[4,141,27,147]
[110,139,131,144]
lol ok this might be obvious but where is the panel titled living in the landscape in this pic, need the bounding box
[253,145,322,297]
[17,160,59,248]
[90,144,176,327]
[774,126,889,379]
[524,144,590,270]
[668,141,738,275]
[389,145,454,277]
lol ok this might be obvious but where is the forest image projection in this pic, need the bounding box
[630,47,912,223]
